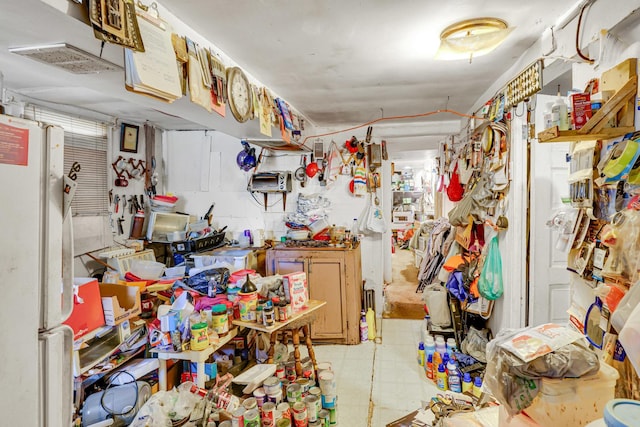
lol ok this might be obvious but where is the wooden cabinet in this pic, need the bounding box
[266,245,362,344]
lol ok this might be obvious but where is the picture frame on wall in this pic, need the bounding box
[120,123,139,153]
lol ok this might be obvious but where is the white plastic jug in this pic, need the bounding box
[619,303,640,377]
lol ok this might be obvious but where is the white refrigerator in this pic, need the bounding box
[0,114,74,427]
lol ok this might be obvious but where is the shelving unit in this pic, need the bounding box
[538,59,637,143]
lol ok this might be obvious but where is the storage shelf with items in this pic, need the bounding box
[538,58,637,143]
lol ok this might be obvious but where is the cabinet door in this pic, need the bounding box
[269,256,305,276]
[307,257,346,340]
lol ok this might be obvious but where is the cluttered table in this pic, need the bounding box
[151,328,237,390]
[233,299,327,378]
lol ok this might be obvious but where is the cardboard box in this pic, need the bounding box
[100,283,141,326]
[64,278,106,340]
[283,271,309,313]
[570,92,592,130]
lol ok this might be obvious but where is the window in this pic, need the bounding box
[24,105,113,253]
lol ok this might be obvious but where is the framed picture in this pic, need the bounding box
[120,123,139,153]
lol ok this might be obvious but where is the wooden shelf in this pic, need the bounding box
[538,58,637,143]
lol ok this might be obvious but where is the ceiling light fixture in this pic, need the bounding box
[436,17,513,62]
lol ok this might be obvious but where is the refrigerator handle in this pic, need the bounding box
[61,213,74,321]
[61,325,74,427]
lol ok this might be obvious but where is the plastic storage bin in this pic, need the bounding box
[523,363,619,427]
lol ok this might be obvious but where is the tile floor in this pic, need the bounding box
[306,318,439,426]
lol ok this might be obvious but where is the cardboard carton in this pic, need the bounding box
[64,278,105,340]
[100,283,141,326]
[283,271,309,313]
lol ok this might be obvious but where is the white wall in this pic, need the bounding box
[163,130,388,312]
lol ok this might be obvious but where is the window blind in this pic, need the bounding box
[24,106,110,216]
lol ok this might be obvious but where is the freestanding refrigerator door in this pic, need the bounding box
[39,325,74,427]
[41,125,74,329]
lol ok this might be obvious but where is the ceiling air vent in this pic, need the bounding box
[8,43,121,74]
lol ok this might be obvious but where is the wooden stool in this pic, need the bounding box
[267,314,318,379]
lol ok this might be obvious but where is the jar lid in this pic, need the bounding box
[212,304,227,314]
[191,322,207,330]
[604,399,640,427]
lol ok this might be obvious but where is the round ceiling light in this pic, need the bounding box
[437,17,512,61]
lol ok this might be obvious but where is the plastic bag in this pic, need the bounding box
[422,283,451,327]
[478,236,503,300]
[484,327,600,416]
[366,195,387,233]
[460,326,490,363]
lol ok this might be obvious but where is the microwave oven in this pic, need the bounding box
[145,211,190,242]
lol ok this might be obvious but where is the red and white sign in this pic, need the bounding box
[0,122,29,166]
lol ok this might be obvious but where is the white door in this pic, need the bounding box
[529,94,571,326]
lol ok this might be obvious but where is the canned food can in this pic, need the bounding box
[262,402,277,422]
[244,408,260,427]
[281,379,290,394]
[308,389,321,416]
[318,409,330,427]
[321,394,336,409]
[266,388,283,405]
[253,387,266,407]
[219,421,232,427]
[295,378,310,396]
[243,397,258,411]
[232,407,246,427]
[276,419,291,427]
[286,383,302,403]
[328,407,337,425]
[304,395,318,422]
[264,377,282,396]
[276,365,285,379]
[292,402,308,425]
[285,362,297,381]
[309,421,322,427]
[262,419,274,427]
[316,362,332,373]
[318,371,336,397]
[277,402,292,420]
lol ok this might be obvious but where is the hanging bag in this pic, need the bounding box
[422,283,452,327]
[366,193,387,233]
[478,236,504,300]
[446,164,464,202]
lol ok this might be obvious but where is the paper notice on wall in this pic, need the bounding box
[498,323,585,362]
[0,122,29,166]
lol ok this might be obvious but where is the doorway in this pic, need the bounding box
[384,162,436,319]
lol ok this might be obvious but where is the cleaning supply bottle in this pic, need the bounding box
[366,307,376,341]
[552,85,569,130]
[473,377,483,398]
[435,335,446,357]
[422,314,431,342]
[436,364,448,391]
[462,373,473,393]
[446,338,457,356]
[426,353,434,380]
[442,353,450,372]
[359,310,368,342]
[417,342,425,366]
[447,361,461,393]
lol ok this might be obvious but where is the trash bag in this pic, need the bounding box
[478,236,503,300]
[484,325,600,416]
[186,267,230,295]
[461,326,490,363]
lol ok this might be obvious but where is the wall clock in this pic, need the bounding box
[226,67,252,123]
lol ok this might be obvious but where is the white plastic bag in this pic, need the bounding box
[422,283,451,327]
[366,194,387,234]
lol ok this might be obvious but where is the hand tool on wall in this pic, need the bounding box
[114,194,120,213]
[204,203,215,226]
[117,217,124,235]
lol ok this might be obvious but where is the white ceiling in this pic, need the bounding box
[0,0,578,159]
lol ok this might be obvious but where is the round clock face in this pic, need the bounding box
[227,67,252,123]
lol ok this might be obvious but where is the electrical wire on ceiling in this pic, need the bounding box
[298,109,487,149]
[576,0,595,63]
